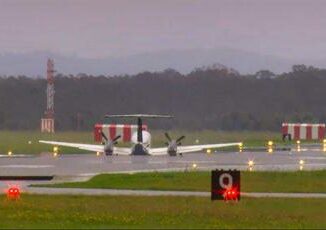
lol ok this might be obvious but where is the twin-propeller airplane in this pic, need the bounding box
[39,114,242,156]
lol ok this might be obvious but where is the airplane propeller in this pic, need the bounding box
[164,132,185,146]
[164,132,185,156]
[101,131,121,155]
[176,135,186,145]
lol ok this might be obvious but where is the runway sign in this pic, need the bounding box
[211,169,240,201]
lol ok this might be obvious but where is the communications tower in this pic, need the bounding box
[41,59,55,133]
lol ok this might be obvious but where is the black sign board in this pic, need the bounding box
[211,169,240,201]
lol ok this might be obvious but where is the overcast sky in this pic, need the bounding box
[0,0,325,60]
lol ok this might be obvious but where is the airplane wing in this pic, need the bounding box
[112,147,132,155]
[148,142,242,156]
[39,140,132,155]
[148,147,169,156]
[177,142,242,154]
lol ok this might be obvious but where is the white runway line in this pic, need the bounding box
[0,165,54,168]
[0,155,34,158]
[166,160,223,164]
[242,192,326,198]
[77,173,98,177]
[301,157,326,160]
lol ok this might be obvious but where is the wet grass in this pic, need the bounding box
[0,130,315,155]
[1,128,324,156]
[0,130,93,154]
[0,195,325,229]
[42,170,326,193]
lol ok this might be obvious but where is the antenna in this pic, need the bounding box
[41,59,55,133]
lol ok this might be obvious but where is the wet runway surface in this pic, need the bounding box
[0,149,325,193]
[0,149,325,177]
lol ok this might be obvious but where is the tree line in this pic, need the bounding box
[0,64,325,131]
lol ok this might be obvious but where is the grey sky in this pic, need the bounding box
[0,0,326,59]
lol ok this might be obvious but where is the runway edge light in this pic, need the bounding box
[267,141,274,153]
[53,146,59,157]
[248,160,254,167]
[53,146,58,152]
[238,142,243,152]
[6,185,21,200]
[299,159,305,171]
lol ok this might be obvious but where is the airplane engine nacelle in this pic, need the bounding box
[104,148,113,156]
[131,131,151,145]
[168,150,177,156]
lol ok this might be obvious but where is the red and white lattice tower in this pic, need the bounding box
[41,59,55,133]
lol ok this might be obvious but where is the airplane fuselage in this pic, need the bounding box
[131,143,149,155]
[130,130,151,155]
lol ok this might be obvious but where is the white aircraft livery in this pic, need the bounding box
[39,114,242,156]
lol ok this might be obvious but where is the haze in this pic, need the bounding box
[0,0,326,75]
[0,0,324,59]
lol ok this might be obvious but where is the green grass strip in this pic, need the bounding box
[42,170,326,193]
[0,195,325,229]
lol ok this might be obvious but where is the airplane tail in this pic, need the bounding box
[105,114,173,143]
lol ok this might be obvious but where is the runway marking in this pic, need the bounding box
[77,173,97,177]
[301,157,326,160]
[108,161,186,164]
[166,160,222,163]
[0,165,54,168]
[0,154,34,158]
[108,160,236,164]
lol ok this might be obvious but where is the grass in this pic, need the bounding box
[0,195,325,229]
[0,130,93,154]
[150,129,283,147]
[0,129,321,154]
[41,170,326,193]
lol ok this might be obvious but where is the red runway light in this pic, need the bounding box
[6,186,21,200]
[223,188,239,201]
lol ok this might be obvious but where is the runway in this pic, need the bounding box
[0,150,326,177]
[0,149,325,192]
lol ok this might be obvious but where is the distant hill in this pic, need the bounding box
[0,48,315,77]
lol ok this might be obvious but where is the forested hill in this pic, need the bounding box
[1,64,326,131]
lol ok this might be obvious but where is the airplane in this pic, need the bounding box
[39,114,242,156]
